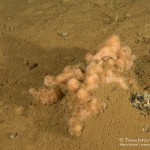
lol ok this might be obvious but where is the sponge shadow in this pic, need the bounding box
[0,36,87,107]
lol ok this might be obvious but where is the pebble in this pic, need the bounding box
[58,32,68,39]
[142,126,149,133]
[62,32,68,37]
[9,132,18,139]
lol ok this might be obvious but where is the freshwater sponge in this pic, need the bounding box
[29,35,136,137]
[29,87,63,105]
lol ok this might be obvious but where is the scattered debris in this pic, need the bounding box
[130,92,150,114]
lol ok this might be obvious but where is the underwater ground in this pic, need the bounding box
[0,0,150,149]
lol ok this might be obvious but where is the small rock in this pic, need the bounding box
[62,33,68,37]
[58,32,69,39]
[24,59,38,70]
[29,63,38,70]
[9,132,18,139]
[142,126,149,133]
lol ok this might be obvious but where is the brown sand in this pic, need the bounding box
[0,0,150,149]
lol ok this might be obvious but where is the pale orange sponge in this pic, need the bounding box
[67,78,81,92]
[76,88,91,104]
[29,35,136,137]
[29,87,63,105]
[68,117,83,137]
[85,73,100,90]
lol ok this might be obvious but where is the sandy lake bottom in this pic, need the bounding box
[0,0,150,150]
